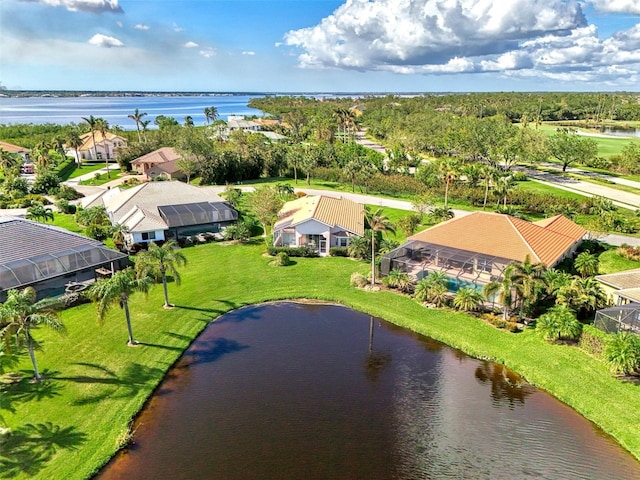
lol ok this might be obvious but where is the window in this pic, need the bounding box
[337,237,349,247]
[141,231,156,241]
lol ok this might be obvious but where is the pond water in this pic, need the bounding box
[95,303,640,480]
[601,126,640,138]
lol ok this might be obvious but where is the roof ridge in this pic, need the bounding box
[505,215,542,263]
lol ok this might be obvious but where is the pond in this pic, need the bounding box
[95,303,640,480]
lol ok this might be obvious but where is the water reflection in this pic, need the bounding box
[474,361,535,408]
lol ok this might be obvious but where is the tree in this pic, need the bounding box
[286,144,304,184]
[483,265,517,321]
[547,127,598,172]
[32,141,53,173]
[366,207,396,286]
[135,241,187,308]
[81,115,99,161]
[397,213,421,237]
[604,332,640,376]
[347,236,370,260]
[66,129,84,167]
[556,276,607,318]
[94,117,111,178]
[493,174,515,208]
[479,165,498,210]
[535,305,582,342]
[384,269,411,292]
[184,116,194,128]
[128,108,148,142]
[247,186,284,238]
[0,287,65,381]
[453,287,484,311]
[509,255,547,320]
[87,268,152,346]
[574,251,599,278]
[26,203,54,223]
[176,157,200,183]
[0,148,20,179]
[414,272,448,306]
[204,106,219,125]
[438,158,459,209]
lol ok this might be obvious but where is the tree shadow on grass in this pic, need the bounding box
[173,298,240,316]
[52,362,164,406]
[136,342,184,352]
[0,422,87,478]
[1,375,62,416]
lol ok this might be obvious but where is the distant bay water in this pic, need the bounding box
[0,94,266,130]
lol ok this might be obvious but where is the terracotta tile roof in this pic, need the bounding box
[131,147,181,166]
[533,215,586,241]
[596,268,640,290]
[0,141,29,154]
[408,211,582,267]
[79,131,126,151]
[275,195,365,236]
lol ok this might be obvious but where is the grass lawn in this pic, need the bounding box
[67,163,106,180]
[598,247,640,274]
[3,241,640,479]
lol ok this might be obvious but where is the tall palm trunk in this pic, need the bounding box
[25,330,41,381]
[123,300,136,345]
[161,268,171,307]
[371,230,376,286]
[483,180,490,210]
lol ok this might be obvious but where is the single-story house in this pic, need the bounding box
[130,147,185,180]
[381,212,585,291]
[81,181,237,248]
[227,115,260,132]
[0,215,128,300]
[273,195,365,256]
[595,268,640,306]
[0,141,30,162]
[70,131,127,161]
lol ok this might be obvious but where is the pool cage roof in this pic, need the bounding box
[0,216,127,292]
[381,240,514,285]
[594,304,640,335]
[158,201,238,228]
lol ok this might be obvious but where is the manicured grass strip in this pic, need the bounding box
[4,242,640,480]
[67,163,106,179]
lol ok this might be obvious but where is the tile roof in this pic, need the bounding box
[408,211,582,267]
[533,215,586,241]
[595,268,640,290]
[0,141,29,153]
[131,147,181,166]
[78,131,126,151]
[274,195,365,236]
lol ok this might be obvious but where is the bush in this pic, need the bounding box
[350,272,368,288]
[271,252,291,267]
[604,332,640,376]
[578,325,608,359]
[31,171,61,195]
[223,222,251,243]
[512,171,528,182]
[616,244,640,262]
[56,184,83,200]
[53,158,76,179]
[55,199,76,214]
[266,246,319,258]
[329,247,349,257]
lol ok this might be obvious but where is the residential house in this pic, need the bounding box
[81,181,237,248]
[131,147,185,181]
[71,131,127,161]
[595,268,640,306]
[381,212,585,291]
[0,215,128,300]
[0,141,30,162]
[273,195,365,256]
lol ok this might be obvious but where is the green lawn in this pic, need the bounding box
[598,247,640,274]
[67,163,106,180]
[3,241,640,479]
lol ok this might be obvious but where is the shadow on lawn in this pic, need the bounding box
[0,422,87,479]
[1,375,62,417]
[52,362,164,406]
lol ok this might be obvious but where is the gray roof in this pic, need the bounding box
[596,268,640,290]
[0,216,127,291]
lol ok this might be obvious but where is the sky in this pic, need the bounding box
[1,0,640,92]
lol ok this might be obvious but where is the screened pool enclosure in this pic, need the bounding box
[594,305,640,335]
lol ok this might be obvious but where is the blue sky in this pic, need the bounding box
[1,0,639,92]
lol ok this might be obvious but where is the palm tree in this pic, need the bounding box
[483,265,517,321]
[94,118,110,178]
[0,287,65,381]
[574,251,599,278]
[184,116,194,128]
[414,271,449,306]
[480,165,498,210]
[384,269,411,293]
[438,158,459,209]
[494,174,515,208]
[81,115,99,161]
[87,268,152,346]
[204,106,218,125]
[453,287,484,311]
[366,208,396,286]
[604,332,640,375]
[135,241,187,308]
[66,130,83,167]
[0,147,20,178]
[128,108,148,142]
[110,223,129,251]
[536,305,582,342]
[26,203,54,223]
[32,141,53,172]
[509,255,547,320]
[556,276,607,318]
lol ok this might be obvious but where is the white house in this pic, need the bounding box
[71,131,127,161]
[273,195,365,256]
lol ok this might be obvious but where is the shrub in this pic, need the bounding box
[31,171,61,195]
[512,171,528,182]
[55,199,76,214]
[536,305,582,342]
[329,247,349,257]
[266,246,319,258]
[223,222,251,243]
[272,252,291,267]
[616,245,640,262]
[56,184,83,200]
[578,325,608,359]
[604,332,640,376]
[350,272,368,288]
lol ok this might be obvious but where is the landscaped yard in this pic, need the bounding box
[3,241,640,480]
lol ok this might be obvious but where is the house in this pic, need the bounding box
[0,141,30,162]
[595,268,640,306]
[227,115,260,132]
[0,215,128,300]
[71,131,127,161]
[131,147,185,181]
[273,195,365,256]
[81,181,237,248]
[381,212,585,291]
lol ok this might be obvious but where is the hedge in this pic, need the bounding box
[266,246,319,257]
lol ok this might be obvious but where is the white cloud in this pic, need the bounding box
[184,41,199,48]
[200,48,216,58]
[242,51,255,56]
[173,22,184,32]
[88,33,124,48]
[134,24,149,31]
[116,21,123,28]
[19,0,123,13]
[588,0,640,14]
